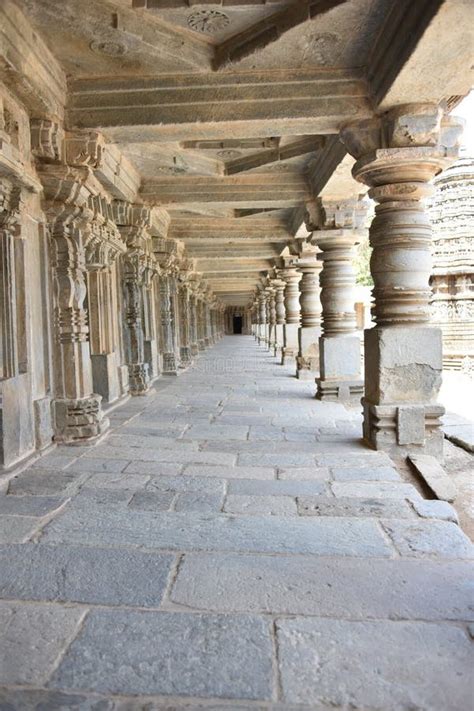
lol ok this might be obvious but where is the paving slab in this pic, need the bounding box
[409,453,457,501]
[7,469,87,496]
[41,509,393,557]
[174,493,224,512]
[332,481,421,499]
[0,544,174,607]
[410,498,460,524]
[225,495,297,516]
[49,609,273,700]
[184,464,275,480]
[0,515,42,543]
[0,602,85,685]
[171,553,474,620]
[0,688,117,711]
[146,475,225,494]
[382,519,474,559]
[277,466,331,481]
[0,495,65,517]
[297,496,414,518]
[67,457,131,473]
[331,465,401,481]
[128,490,175,512]
[228,479,327,497]
[277,617,473,710]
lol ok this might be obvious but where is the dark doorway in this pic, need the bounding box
[233,316,243,334]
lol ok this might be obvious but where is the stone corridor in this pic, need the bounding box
[0,336,472,710]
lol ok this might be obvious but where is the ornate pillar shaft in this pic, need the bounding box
[280,267,301,364]
[189,294,199,356]
[296,259,322,380]
[198,299,206,350]
[309,197,366,402]
[341,104,463,455]
[160,273,179,374]
[273,280,286,357]
[178,283,192,367]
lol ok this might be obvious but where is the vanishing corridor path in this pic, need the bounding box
[0,336,473,710]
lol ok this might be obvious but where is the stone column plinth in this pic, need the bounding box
[296,260,322,380]
[341,104,463,456]
[280,268,301,365]
[310,198,366,402]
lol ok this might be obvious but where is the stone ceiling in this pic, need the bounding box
[13,0,474,305]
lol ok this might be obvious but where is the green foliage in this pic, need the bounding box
[355,235,373,286]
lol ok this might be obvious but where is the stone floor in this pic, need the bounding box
[0,336,473,710]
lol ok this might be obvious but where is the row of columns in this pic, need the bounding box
[251,103,463,458]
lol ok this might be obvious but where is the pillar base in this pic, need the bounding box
[128,363,150,396]
[180,346,193,368]
[190,343,199,357]
[53,394,109,443]
[316,335,362,401]
[363,326,444,456]
[163,352,179,375]
[198,339,206,351]
[281,347,297,365]
[91,353,120,404]
[297,326,321,378]
[316,379,364,402]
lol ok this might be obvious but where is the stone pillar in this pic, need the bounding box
[197,299,206,351]
[178,281,193,368]
[280,267,301,365]
[114,202,156,395]
[309,197,366,402]
[160,273,179,374]
[273,279,286,358]
[266,287,276,352]
[204,303,211,347]
[189,293,199,357]
[296,256,322,380]
[341,104,463,456]
[257,291,267,345]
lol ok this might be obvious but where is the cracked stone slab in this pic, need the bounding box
[49,609,273,700]
[224,495,297,516]
[171,553,474,621]
[0,602,85,685]
[297,496,415,518]
[0,544,174,607]
[40,509,393,557]
[277,617,473,710]
[382,519,474,559]
[0,495,65,517]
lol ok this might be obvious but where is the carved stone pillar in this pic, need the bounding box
[197,299,206,351]
[189,293,199,356]
[266,287,277,353]
[178,280,192,367]
[273,280,286,357]
[309,197,366,402]
[341,104,463,455]
[257,291,267,345]
[114,202,157,394]
[280,267,301,365]
[160,272,179,374]
[296,255,322,380]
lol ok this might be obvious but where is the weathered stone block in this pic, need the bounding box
[382,519,474,558]
[277,617,473,709]
[33,396,53,451]
[224,494,297,516]
[319,334,361,379]
[409,453,457,501]
[50,610,273,699]
[0,602,85,685]
[0,544,174,607]
[297,496,414,518]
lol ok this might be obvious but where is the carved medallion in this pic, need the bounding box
[187,9,230,35]
[90,39,128,57]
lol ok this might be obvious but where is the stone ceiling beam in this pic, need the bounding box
[67,70,372,142]
[140,173,309,209]
[224,136,326,175]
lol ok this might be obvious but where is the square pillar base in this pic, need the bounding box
[53,394,109,443]
[316,335,362,401]
[363,326,444,457]
[297,326,321,379]
[282,323,299,365]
